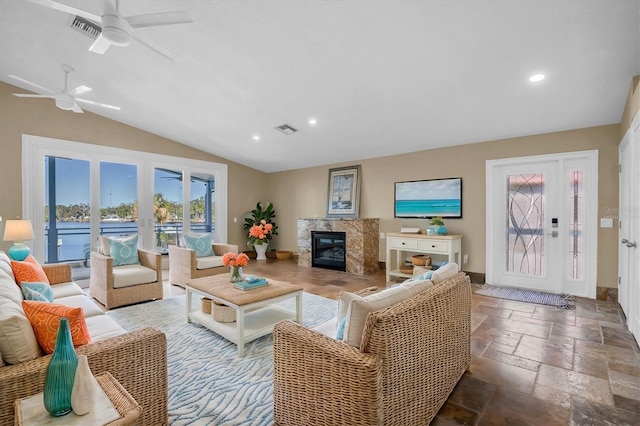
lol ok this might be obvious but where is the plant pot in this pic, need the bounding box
[243,250,257,260]
[254,243,268,260]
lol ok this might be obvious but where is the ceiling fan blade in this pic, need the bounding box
[126,11,192,28]
[132,34,175,61]
[89,34,112,54]
[7,74,54,94]
[27,0,102,23]
[72,103,84,113]
[76,98,121,111]
[68,85,93,97]
[13,93,55,98]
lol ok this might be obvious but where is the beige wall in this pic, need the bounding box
[268,125,621,288]
[0,81,267,250]
[4,76,638,290]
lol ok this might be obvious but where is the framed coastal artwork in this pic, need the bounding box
[326,165,361,218]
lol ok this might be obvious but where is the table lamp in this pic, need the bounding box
[3,219,35,261]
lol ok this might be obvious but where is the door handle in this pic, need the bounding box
[626,241,637,248]
[546,231,558,238]
[622,239,629,244]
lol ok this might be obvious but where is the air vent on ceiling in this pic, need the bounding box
[275,124,298,135]
[70,15,101,39]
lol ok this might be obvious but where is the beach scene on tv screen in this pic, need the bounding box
[395,178,461,218]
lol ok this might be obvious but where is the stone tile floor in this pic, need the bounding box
[79,259,640,424]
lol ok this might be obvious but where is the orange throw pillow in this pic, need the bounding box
[11,256,49,287]
[22,301,91,354]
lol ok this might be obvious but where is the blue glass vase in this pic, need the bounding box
[43,317,78,417]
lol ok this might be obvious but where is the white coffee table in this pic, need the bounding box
[186,274,303,356]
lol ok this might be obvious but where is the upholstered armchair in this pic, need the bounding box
[168,242,239,287]
[90,245,163,310]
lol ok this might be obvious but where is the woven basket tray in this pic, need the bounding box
[211,302,236,323]
[411,254,432,266]
[399,264,414,274]
[201,297,212,314]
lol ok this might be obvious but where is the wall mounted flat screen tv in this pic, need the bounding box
[394,177,462,219]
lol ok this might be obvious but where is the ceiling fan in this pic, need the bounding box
[29,0,193,60]
[10,64,121,113]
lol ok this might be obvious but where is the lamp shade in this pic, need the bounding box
[3,219,35,242]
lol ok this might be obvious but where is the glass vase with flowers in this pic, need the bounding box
[222,252,250,283]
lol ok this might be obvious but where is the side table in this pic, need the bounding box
[14,372,141,426]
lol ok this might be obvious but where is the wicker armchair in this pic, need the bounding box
[90,249,163,309]
[168,243,239,287]
[273,272,471,426]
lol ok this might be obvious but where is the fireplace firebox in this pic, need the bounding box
[311,231,346,272]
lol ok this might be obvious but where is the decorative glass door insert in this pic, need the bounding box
[506,173,544,276]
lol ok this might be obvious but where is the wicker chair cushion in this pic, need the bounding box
[343,279,433,348]
[21,282,54,302]
[183,233,214,257]
[0,269,23,306]
[100,234,135,256]
[50,282,86,299]
[84,315,127,342]
[336,291,364,324]
[112,264,157,289]
[107,235,141,267]
[10,256,49,287]
[431,263,459,284]
[412,265,432,278]
[0,252,16,281]
[195,255,225,270]
[0,300,41,364]
[22,301,91,354]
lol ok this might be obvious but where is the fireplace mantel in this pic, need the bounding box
[297,218,379,275]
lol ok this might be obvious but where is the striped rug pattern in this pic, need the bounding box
[107,292,336,425]
[473,284,575,309]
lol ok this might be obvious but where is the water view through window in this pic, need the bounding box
[44,157,215,264]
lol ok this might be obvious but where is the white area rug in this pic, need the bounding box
[107,293,336,425]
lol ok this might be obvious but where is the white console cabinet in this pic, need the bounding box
[385,233,462,282]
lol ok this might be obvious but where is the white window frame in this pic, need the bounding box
[22,134,228,261]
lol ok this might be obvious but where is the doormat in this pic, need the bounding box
[473,284,575,309]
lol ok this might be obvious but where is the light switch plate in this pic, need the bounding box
[600,218,613,228]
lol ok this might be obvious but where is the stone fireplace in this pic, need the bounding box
[312,231,346,271]
[297,218,379,275]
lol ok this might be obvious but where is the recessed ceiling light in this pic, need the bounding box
[529,74,545,82]
[252,135,260,141]
[308,118,317,125]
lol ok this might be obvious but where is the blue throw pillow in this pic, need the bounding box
[183,233,214,257]
[21,282,54,302]
[336,317,347,340]
[416,271,434,281]
[108,235,140,266]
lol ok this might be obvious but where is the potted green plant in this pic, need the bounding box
[243,202,278,260]
[428,216,447,235]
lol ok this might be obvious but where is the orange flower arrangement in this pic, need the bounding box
[249,220,275,245]
[222,252,249,267]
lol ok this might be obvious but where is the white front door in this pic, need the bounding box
[486,151,598,297]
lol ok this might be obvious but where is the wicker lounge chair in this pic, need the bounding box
[168,243,239,287]
[273,272,471,425]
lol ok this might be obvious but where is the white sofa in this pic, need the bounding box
[0,251,169,425]
[0,251,125,366]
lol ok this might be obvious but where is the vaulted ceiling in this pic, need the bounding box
[1,0,639,172]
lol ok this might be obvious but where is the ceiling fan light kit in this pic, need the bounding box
[101,14,131,46]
